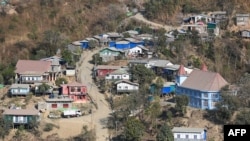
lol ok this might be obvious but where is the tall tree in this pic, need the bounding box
[146,96,161,129]
[131,64,155,84]
[37,83,51,96]
[156,123,174,141]
[124,117,145,141]
[175,95,189,116]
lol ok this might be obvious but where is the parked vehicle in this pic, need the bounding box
[63,109,82,118]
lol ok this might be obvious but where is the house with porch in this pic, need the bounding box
[60,81,88,102]
[105,68,130,81]
[175,64,228,110]
[3,108,40,127]
[15,60,52,84]
[99,47,124,62]
[114,80,139,94]
[94,65,122,78]
[9,84,30,97]
[172,127,207,141]
[40,56,65,81]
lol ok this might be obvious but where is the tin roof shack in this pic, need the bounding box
[3,109,40,128]
[172,127,207,141]
[236,14,250,26]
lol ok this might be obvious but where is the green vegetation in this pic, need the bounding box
[156,123,174,141]
[174,95,189,116]
[55,77,68,86]
[124,117,145,141]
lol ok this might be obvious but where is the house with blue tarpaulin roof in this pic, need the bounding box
[115,41,130,49]
[161,82,175,95]
[124,38,144,48]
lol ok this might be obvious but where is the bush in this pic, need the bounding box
[43,123,54,132]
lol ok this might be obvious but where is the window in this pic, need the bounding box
[63,104,69,108]
[117,76,120,79]
[177,134,180,138]
[203,93,208,98]
[125,86,128,89]
[185,134,189,139]
[203,100,208,106]
[52,104,57,108]
[212,94,217,98]
[194,135,197,139]
[77,87,81,92]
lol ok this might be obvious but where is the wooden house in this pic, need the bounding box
[3,109,40,127]
[241,30,250,38]
[172,127,207,141]
[15,60,52,84]
[9,84,30,96]
[114,80,139,93]
[99,47,124,62]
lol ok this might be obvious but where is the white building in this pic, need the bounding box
[105,68,130,81]
[172,127,207,141]
[114,80,139,93]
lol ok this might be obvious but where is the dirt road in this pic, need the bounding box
[77,49,111,141]
[129,13,180,31]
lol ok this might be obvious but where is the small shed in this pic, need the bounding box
[241,30,250,38]
[161,82,175,95]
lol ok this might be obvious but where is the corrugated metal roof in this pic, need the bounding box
[114,80,139,86]
[172,127,205,133]
[15,60,51,74]
[3,109,39,116]
[180,70,228,91]
[96,65,122,70]
[10,84,30,89]
[110,68,129,75]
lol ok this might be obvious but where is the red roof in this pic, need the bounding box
[201,63,208,71]
[15,60,51,74]
[177,65,187,75]
[180,70,228,91]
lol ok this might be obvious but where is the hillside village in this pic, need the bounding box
[1,0,250,141]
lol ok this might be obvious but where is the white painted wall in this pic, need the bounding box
[128,47,142,55]
[117,82,139,91]
[173,132,204,140]
[66,70,76,76]
[106,74,130,80]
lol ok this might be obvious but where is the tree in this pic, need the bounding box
[55,77,68,86]
[146,96,162,129]
[91,54,102,65]
[88,40,98,49]
[131,64,155,84]
[0,73,3,84]
[235,110,250,125]
[156,123,174,141]
[61,49,73,66]
[174,95,189,116]
[0,116,11,140]
[214,92,241,123]
[124,117,145,141]
[37,83,51,96]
